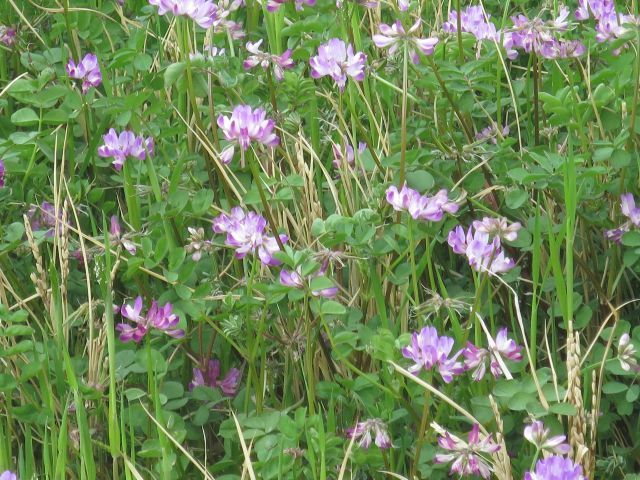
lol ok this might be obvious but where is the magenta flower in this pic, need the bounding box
[401,326,464,383]
[448,225,515,274]
[110,216,137,255]
[386,184,459,222]
[267,0,314,12]
[443,6,498,41]
[309,39,366,92]
[605,193,640,243]
[212,207,287,266]
[243,40,294,81]
[373,20,439,64]
[280,260,338,298]
[524,421,571,455]
[116,297,184,343]
[27,201,60,237]
[66,53,102,94]
[345,418,391,449]
[97,129,154,171]
[462,328,522,380]
[434,424,500,479]
[575,0,614,21]
[0,159,5,187]
[217,105,279,164]
[0,26,16,46]
[475,124,510,143]
[332,137,366,169]
[189,359,241,396]
[0,471,17,480]
[524,455,586,480]
[148,0,223,29]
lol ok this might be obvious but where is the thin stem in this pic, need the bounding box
[399,43,409,185]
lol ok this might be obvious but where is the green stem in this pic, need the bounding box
[399,43,409,185]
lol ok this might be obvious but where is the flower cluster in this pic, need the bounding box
[605,193,640,243]
[243,40,294,81]
[66,53,102,94]
[110,216,137,255]
[185,227,214,261]
[523,420,571,455]
[280,259,338,298]
[27,201,59,236]
[267,0,314,12]
[212,207,287,266]
[443,6,498,41]
[310,39,366,92]
[332,137,366,170]
[524,455,586,480]
[98,129,154,171]
[618,333,639,372]
[448,221,516,274]
[0,159,5,187]
[373,20,439,64]
[475,124,510,144]
[576,0,639,50]
[401,326,464,383]
[116,297,185,342]
[0,25,16,46]
[189,359,241,396]
[0,471,17,480]
[148,0,222,29]
[434,423,500,479]
[217,105,279,163]
[216,0,245,38]
[386,184,459,222]
[345,418,392,449]
[462,328,523,380]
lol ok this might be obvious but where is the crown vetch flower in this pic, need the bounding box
[524,420,571,455]
[189,359,241,396]
[98,129,154,171]
[0,159,5,187]
[280,260,338,298]
[618,333,639,372]
[267,0,315,12]
[434,423,500,479]
[373,20,439,64]
[605,193,640,243]
[332,137,366,169]
[386,184,459,222]
[212,207,288,266]
[524,455,586,480]
[401,326,464,383]
[27,201,61,237]
[66,53,102,93]
[0,26,16,46]
[217,105,279,163]
[110,216,137,255]
[309,39,366,92]
[116,297,184,342]
[443,6,498,41]
[148,0,223,29]
[0,471,17,480]
[448,225,515,274]
[463,328,522,380]
[243,39,294,81]
[345,419,392,449]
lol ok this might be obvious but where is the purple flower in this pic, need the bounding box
[332,137,366,169]
[190,45,226,60]
[524,455,586,480]
[524,420,571,455]
[116,296,184,342]
[66,53,102,94]
[575,0,614,21]
[434,424,500,479]
[475,124,510,143]
[27,201,60,237]
[386,184,459,222]
[373,20,439,64]
[463,328,522,380]
[0,159,5,187]
[345,419,391,449]
[618,333,639,372]
[148,0,223,29]
[189,359,241,396]
[243,40,294,81]
[401,326,464,383]
[309,39,366,92]
[0,26,16,46]
[472,216,521,242]
[0,471,17,480]
[280,260,338,298]
[448,225,515,274]
[443,6,498,41]
[110,216,137,255]
[217,105,279,163]
[267,0,314,12]
[98,129,154,171]
[606,193,640,243]
[212,207,287,266]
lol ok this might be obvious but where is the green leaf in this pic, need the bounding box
[134,53,153,71]
[320,300,346,316]
[602,381,627,394]
[548,402,578,416]
[11,108,39,126]
[622,231,640,247]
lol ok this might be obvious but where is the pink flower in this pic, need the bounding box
[148,0,223,29]
[606,193,640,243]
[434,424,500,479]
[109,216,137,255]
[443,6,498,41]
[66,53,102,93]
[345,419,391,449]
[189,359,241,396]
[243,39,295,81]
[280,260,338,298]
[448,225,515,274]
[524,455,586,480]
[0,471,17,480]
[0,26,16,46]
[401,326,464,383]
[462,328,522,380]
[524,420,571,455]
[217,105,279,163]
[386,184,459,222]
[116,297,184,342]
[373,20,439,64]
[98,129,154,170]
[267,0,315,12]
[0,159,5,187]
[309,39,366,92]
[332,137,366,169]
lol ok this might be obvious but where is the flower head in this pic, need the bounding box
[116,297,184,342]
[401,326,464,382]
[386,184,459,222]
[618,333,639,372]
[98,129,154,171]
[309,39,366,92]
[524,455,586,480]
[463,328,522,380]
[148,0,223,29]
[0,159,5,187]
[110,216,137,255]
[345,419,392,449]
[280,259,338,298]
[243,39,294,81]
[433,423,500,479]
[189,359,241,396]
[185,227,214,261]
[0,26,16,46]
[448,225,515,274]
[217,105,279,163]
[332,137,366,169]
[606,193,640,243]
[267,0,314,12]
[443,6,498,41]
[66,53,102,93]
[524,420,571,455]
[0,471,17,480]
[373,20,439,64]
[27,201,60,237]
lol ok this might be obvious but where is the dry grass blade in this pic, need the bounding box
[231,411,257,480]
